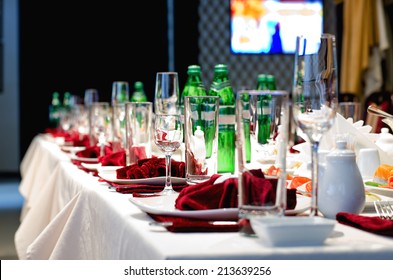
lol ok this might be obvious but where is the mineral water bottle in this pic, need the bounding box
[209,64,235,173]
[180,65,207,147]
[131,81,148,102]
[256,74,272,144]
[49,91,62,128]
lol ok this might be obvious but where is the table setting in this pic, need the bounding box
[14,38,393,259]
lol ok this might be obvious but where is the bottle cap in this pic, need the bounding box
[134,81,143,90]
[214,64,228,73]
[188,66,201,75]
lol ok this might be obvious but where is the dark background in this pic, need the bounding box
[19,0,199,158]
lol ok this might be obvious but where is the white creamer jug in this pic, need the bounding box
[318,140,365,219]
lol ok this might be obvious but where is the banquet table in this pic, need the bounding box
[14,134,393,260]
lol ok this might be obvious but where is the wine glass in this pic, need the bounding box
[154,72,180,114]
[154,113,183,195]
[292,33,339,216]
[90,102,112,156]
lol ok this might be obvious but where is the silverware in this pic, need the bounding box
[374,200,393,220]
[367,105,393,119]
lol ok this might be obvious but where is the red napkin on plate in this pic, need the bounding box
[99,150,126,166]
[76,145,113,158]
[147,213,240,233]
[65,133,91,147]
[336,212,393,237]
[175,170,297,211]
[116,158,186,179]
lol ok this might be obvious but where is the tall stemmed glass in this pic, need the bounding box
[154,72,180,115]
[154,113,183,195]
[292,34,339,216]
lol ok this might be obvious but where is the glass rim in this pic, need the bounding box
[237,89,289,96]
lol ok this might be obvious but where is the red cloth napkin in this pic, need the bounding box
[175,170,297,211]
[336,212,393,237]
[64,133,91,147]
[75,145,113,158]
[116,158,186,179]
[99,150,126,166]
[147,213,240,232]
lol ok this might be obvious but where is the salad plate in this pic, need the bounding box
[128,193,310,220]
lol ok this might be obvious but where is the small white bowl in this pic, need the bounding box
[250,216,335,247]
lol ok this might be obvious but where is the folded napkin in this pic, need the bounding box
[175,170,297,211]
[45,128,68,138]
[75,145,113,158]
[99,150,126,166]
[336,212,393,237]
[116,158,186,179]
[147,213,240,233]
[64,133,91,147]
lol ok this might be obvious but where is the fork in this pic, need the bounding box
[374,200,393,220]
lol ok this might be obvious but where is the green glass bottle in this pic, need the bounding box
[208,64,235,174]
[180,65,206,106]
[241,91,251,163]
[180,65,208,152]
[63,91,72,112]
[49,91,62,128]
[131,81,148,102]
[256,74,272,144]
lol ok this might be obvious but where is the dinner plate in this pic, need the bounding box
[70,154,100,163]
[61,146,86,153]
[81,162,101,171]
[98,171,187,185]
[128,193,310,220]
[97,165,123,173]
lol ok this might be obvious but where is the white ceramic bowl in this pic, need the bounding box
[250,216,335,247]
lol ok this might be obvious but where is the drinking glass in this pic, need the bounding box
[90,102,112,156]
[111,81,130,105]
[236,89,290,235]
[84,88,99,107]
[154,113,183,195]
[125,102,153,165]
[292,34,339,216]
[154,72,180,114]
[111,103,126,153]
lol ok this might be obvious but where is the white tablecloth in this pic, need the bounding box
[14,134,393,259]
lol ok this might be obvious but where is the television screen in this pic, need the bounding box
[230,0,324,54]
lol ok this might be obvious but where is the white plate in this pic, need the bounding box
[364,183,393,197]
[70,154,100,163]
[128,193,310,220]
[364,191,393,211]
[97,165,123,173]
[61,146,86,153]
[98,171,187,185]
[81,162,101,171]
[250,216,335,247]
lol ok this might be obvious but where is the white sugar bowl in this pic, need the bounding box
[318,140,365,219]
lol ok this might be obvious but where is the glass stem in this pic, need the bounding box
[310,141,320,216]
[165,153,172,190]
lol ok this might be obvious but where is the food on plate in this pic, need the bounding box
[371,164,393,189]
